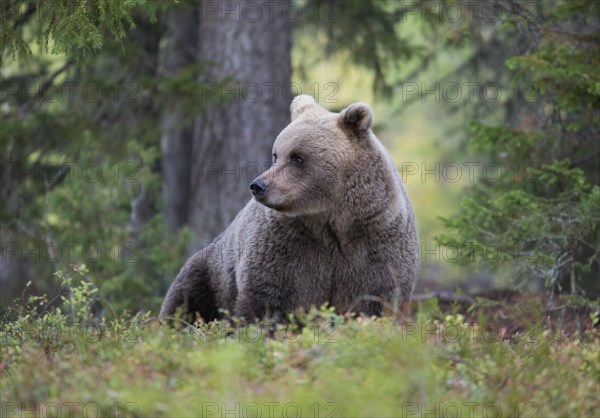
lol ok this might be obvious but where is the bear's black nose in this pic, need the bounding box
[250,179,267,198]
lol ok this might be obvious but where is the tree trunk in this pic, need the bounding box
[160,4,198,231]
[188,0,292,245]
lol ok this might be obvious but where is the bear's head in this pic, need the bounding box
[250,95,377,216]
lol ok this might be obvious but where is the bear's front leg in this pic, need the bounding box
[159,252,221,323]
[344,263,402,317]
[233,281,296,322]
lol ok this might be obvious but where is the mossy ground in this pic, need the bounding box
[1,283,598,418]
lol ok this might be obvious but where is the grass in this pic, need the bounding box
[1,269,599,417]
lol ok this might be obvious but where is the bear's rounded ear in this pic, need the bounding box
[290,95,316,121]
[339,103,373,136]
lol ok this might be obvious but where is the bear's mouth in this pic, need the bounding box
[258,200,284,211]
[255,197,292,212]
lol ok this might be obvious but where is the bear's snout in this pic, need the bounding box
[250,179,267,199]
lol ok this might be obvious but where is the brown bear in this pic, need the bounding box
[160,95,419,322]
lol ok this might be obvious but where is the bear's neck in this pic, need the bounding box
[296,183,400,249]
[294,146,405,247]
[340,151,403,230]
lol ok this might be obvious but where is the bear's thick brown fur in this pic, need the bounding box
[160,95,419,321]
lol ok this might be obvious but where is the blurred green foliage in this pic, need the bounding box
[1,267,598,416]
[1,1,198,313]
[437,0,600,297]
[1,0,162,66]
[1,0,599,317]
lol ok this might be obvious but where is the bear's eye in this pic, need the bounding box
[272,153,278,163]
[290,153,304,167]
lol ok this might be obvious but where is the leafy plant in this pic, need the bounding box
[437,0,600,297]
